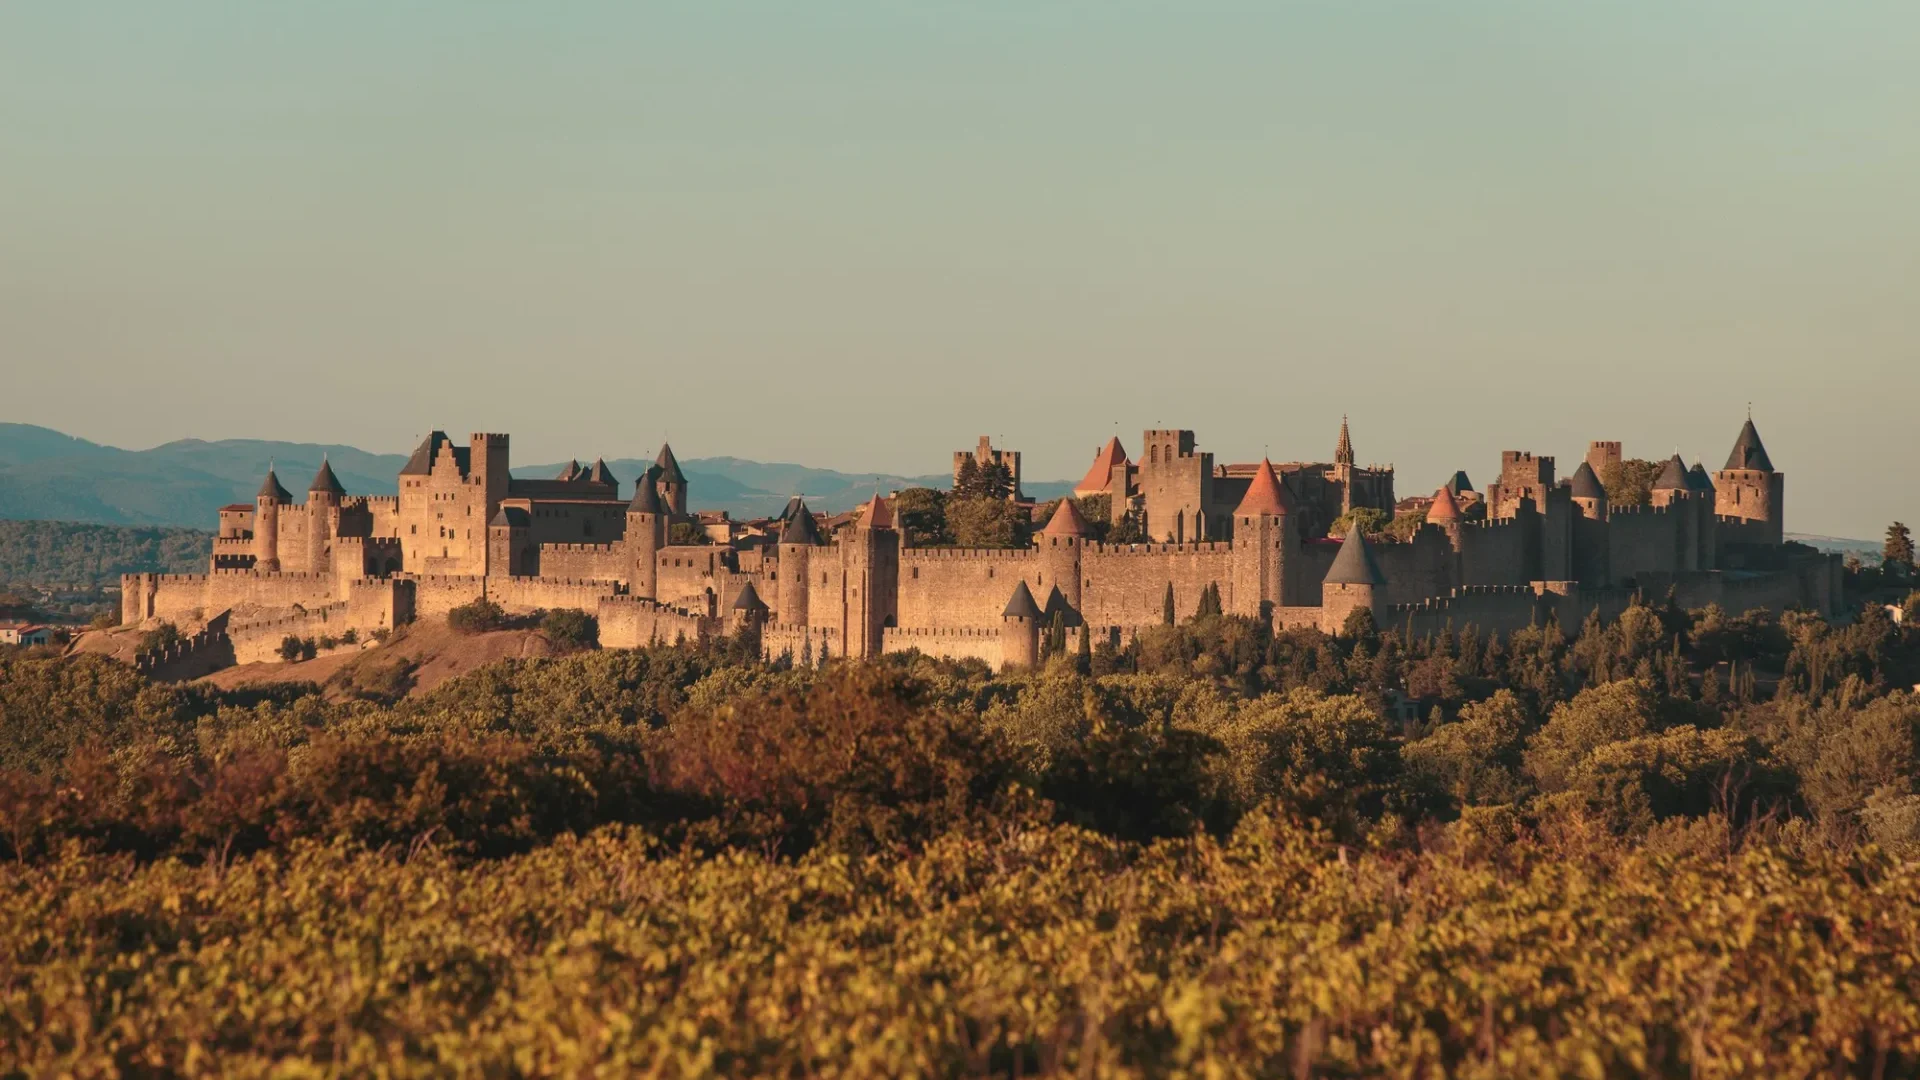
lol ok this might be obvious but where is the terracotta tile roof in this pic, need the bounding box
[1074,437,1129,495]
[1233,459,1294,517]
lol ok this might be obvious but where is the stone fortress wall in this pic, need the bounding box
[124,417,1840,676]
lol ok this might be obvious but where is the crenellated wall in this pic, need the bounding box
[897,548,1043,629]
[534,542,627,582]
[488,576,621,615]
[761,621,843,664]
[409,574,488,619]
[1079,541,1235,630]
[596,596,712,649]
[880,625,1008,667]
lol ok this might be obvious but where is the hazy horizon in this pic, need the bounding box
[4,3,1916,538]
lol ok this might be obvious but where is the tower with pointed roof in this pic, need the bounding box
[776,498,824,628]
[1320,527,1386,635]
[305,456,345,576]
[653,443,688,518]
[1000,582,1042,670]
[624,467,665,600]
[1040,498,1089,614]
[1714,416,1783,544]
[253,465,291,573]
[1650,454,1693,509]
[1230,459,1297,616]
[727,581,769,637]
[842,493,899,658]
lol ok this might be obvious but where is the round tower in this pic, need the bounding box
[1320,527,1386,636]
[1000,581,1042,671]
[1713,417,1783,545]
[1566,461,1608,521]
[727,580,770,639]
[776,499,824,628]
[1230,458,1296,615]
[653,443,688,518]
[1039,498,1089,614]
[307,456,345,575]
[253,466,290,573]
[625,468,665,600]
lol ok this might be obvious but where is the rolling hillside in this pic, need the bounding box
[0,423,1072,527]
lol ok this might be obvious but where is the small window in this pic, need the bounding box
[911,567,919,579]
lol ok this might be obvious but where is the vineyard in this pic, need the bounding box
[3,593,1919,1075]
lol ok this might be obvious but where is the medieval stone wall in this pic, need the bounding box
[896,548,1042,630]
[1079,542,1235,630]
[880,625,1008,667]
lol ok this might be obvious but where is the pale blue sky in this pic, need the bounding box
[2,3,1915,537]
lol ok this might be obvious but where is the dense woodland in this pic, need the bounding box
[3,579,1920,1074]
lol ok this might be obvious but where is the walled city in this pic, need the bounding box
[120,417,1837,675]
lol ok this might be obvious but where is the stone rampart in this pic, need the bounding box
[880,625,1006,667]
[597,595,712,649]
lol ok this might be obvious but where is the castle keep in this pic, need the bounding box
[124,417,1840,673]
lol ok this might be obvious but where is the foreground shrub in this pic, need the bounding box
[447,598,510,634]
[539,608,598,652]
[5,814,1920,1076]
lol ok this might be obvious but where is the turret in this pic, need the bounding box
[728,581,770,637]
[776,499,824,628]
[625,468,665,600]
[488,506,531,576]
[1320,527,1386,636]
[1230,458,1296,617]
[1425,484,1466,548]
[1567,461,1607,520]
[1000,581,1042,671]
[653,443,688,518]
[1039,498,1089,614]
[1714,416,1782,544]
[845,494,899,658]
[307,456,345,575]
[253,465,291,573]
[1649,455,1692,509]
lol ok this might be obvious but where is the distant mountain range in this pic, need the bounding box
[0,423,1073,528]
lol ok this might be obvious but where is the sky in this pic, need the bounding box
[2,2,1915,539]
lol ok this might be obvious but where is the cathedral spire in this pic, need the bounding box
[1334,415,1354,466]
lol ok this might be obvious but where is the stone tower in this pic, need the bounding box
[728,581,769,637]
[844,494,899,658]
[1333,416,1356,513]
[1567,461,1608,521]
[654,443,688,518]
[1230,458,1295,617]
[487,507,531,576]
[1649,455,1692,509]
[1425,485,1465,549]
[776,499,824,628]
[1320,527,1386,635]
[1039,498,1089,614]
[254,466,291,573]
[1000,581,1042,671]
[625,468,665,600]
[1714,417,1783,545]
[307,456,344,576]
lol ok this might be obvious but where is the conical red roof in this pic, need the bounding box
[1043,498,1090,537]
[1233,459,1294,517]
[857,493,893,530]
[1425,486,1462,524]
[1074,437,1129,496]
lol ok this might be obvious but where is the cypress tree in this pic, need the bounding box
[1163,582,1176,625]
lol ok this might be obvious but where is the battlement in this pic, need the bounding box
[209,569,331,581]
[1608,503,1677,518]
[543,542,619,555]
[885,626,1005,640]
[232,601,350,637]
[902,547,1039,561]
[1085,541,1233,556]
[474,432,510,445]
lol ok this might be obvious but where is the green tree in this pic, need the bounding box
[1600,459,1663,508]
[1328,507,1389,539]
[892,488,950,547]
[981,462,1015,501]
[1162,583,1176,625]
[669,521,711,546]
[1885,522,1915,575]
[947,496,1027,548]
[540,609,599,653]
[953,456,981,497]
[1384,510,1426,542]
